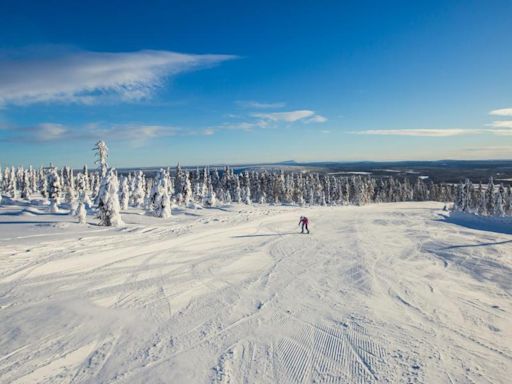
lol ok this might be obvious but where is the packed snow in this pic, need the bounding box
[1,200,511,383]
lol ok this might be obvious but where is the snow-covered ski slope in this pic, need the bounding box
[0,202,511,383]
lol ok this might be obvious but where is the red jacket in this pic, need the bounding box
[299,217,309,225]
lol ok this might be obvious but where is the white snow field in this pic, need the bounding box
[0,201,511,384]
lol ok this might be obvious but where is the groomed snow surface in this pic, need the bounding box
[0,201,511,383]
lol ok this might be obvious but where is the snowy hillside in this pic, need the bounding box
[0,201,511,383]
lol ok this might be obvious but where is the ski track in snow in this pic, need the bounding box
[0,202,511,383]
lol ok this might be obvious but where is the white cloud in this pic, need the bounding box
[219,120,269,131]
[487,120,512,128]
[236,100,286,109]
[35,123,68,141]
[215,109,327,133]
[0,122,185,144]
[351,129,476,137]
[305,115,328,123]
[103,124,180,141]
[253,110,320,123]
[489,108,512,116]
[201,128,216,136]
[488,129,512,136]
[0,48,236,106]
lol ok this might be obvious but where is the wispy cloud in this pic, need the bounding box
[33,123,68,141]
[487,120,512,128]
[305,115,328,123]
[487,129,512,136]
[219,121,269,131]
[351,129,476,137]
[252,110,327,123]
[0,47,236,106]
[351,126,512,137]
[236,100,286,109]
[213,109,327,133]
[0,122,217,145]
[489,107,512,116]
[201,128,216,136]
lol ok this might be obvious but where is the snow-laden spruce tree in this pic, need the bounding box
[63,166,76,204]
[203,180,217,207]
[494,184,506,217]
[153,177,172,218]
[149,169,165,210]
[225,189,232,204]
[241,171,251,204]
[93,140,109,178]
[76,197,87,224]
[233,177,242,203]
[505,186,512,215]
[119,176,130,210]
[477,187,487,216]
[7,167,17,198]
[29,166,37,195]
[47,167,62,213]
[159,188,172,218]
[143,177,153,211]
[485,177,495,215]
[38,167,48,199]
[183,172,193,206]
[76,172,92,207]
[131,170,146,207]
[21,169,31,200]
[97,169,123,226]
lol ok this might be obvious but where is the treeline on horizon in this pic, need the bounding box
[1,141,511,226]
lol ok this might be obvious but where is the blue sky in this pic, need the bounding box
[0,0,511,167]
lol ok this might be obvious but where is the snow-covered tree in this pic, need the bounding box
[20,169,31,200]
[494,184,506,217]
[47,167,62,213]
[76,199,87,224]
[153,177,172,218]
[485,177,495,215]
[7,167,17,198]
[119,176,130,210]
[182,172,193,206]
[203,180,217,207]
[131,171,146,207]
[93,140,109,178]
[97,169,123,226]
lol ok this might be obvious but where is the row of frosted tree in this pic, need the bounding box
[452,178,512,217]
[0,166,455,227]
[2,141,508,226]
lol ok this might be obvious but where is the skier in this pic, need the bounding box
[298,216,310,234]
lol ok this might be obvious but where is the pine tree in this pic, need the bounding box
[154,177,172,218]
[203,179,217,207]
[485,177,495,215]
[505,186,512,215]
[477,188,487,216]
[131,171,146,207]
[97,169,123,226]
[8,167,17,198]
[494,184,506,217]
[119,176,130,210]
[182,172,193,206]
[47,167,62,213]
[21,169,31,200]
[76,198,87,224]
[93,140,109,178]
